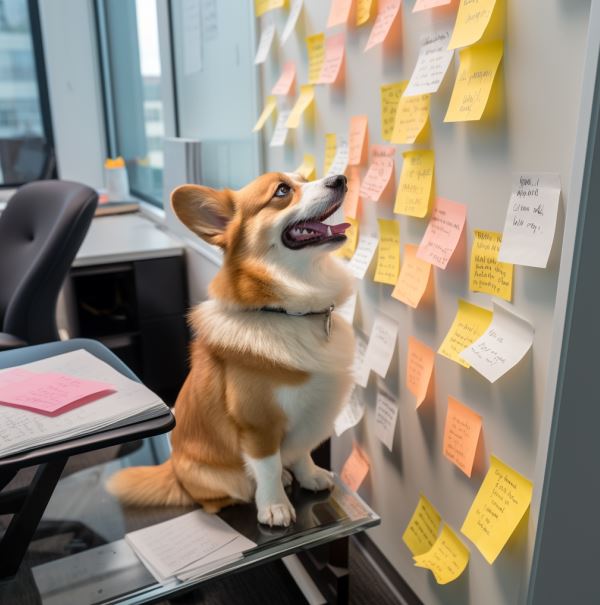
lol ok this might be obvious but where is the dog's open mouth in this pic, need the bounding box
[282,201,351,250]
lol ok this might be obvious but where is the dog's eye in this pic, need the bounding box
[273,183,291,198]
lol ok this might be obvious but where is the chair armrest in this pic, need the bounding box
[0,333,28,352]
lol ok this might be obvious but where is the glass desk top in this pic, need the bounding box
[0,439,379,605]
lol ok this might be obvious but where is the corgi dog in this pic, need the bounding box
[107,172,355,527]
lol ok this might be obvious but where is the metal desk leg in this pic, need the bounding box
[0,457,67,579]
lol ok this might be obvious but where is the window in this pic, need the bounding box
[0,0,54,187]
[96,0,165,206]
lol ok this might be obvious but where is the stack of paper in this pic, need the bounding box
[0,349,170,458]
[125,510,256,582]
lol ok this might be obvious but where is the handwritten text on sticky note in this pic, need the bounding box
[406,336,435,407]
[403,494,442,556]
[306,33,326,84]
[272,61,296,95]
[414,524,470,584]
[348,233,379,280]
[404,32,454,97]
[365,0,402,51]
[286,85,314,128]
[391,94,430,144]
[320,32,346,84]
[348,115,369,166]
[359,145,395,201]
[443,396,482,477]
[374,219,401,285]
[363,313,399,379]
[392,244,432,309]
[381,81,407,141]
[374,387,399,451]
[394,150,434,218]
[469,230,513,301]
[448,0,498,49]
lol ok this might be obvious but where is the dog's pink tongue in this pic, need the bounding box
[303,221,351,236]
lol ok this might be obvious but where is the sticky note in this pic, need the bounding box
[254,23,276,65]
[374,219,401,285]
[334,387,366,436]
[323,133,337,175]
[443,396,482,477]
[253,95,277,132]
[438,299,493,368]
[271,61,296,95]
[417,197,467,269]
[406,336,435,407]
[340,443,370,491]
[448,0,498,49]
[359,145,395,202]
[352,330,369,386]
[327,0,352,28]
[344,166,361,218]
[404,32,454,97]
[461,455,533,564]
[394,150,434,218]
[348,234,379,280]
[413,0,451,11]
[414,524,470,584]
[498,173,562,268]
[363,313,398,379]
[327,137,349,177]
[356,0,374,25]
[269,110,291,147]
[286,85,314,128]
[460,302,534,383]
[320,32,346,84]
[381,81,408,141]
[469,230,513,301]
[295,153,316,180]
[403,494,442,556]
[392,244,431,308]
[306,33,326,85]
[336,216,359,259]
[255,0,285,18]
[365,0,402,51]
[0,369,115,416]
[281,0,303,45]
[445,41,504,123]
[348,116,369,166]
[390,93,430,144]
[374,387,399,451]
[336,291,358,325]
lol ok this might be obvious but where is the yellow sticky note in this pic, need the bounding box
[323,133,337,176]
[394,150,435,218]
[391,94,430,144]
[469,229,513,301]
[392,244,431,309]
[448,0,499,49]
[414,524,470,585]
[380,81,407,141]
[403,494,442,556]
[445,41,504,123]
[438,299,493,368]
[286,85,315,129]
[295,153,316,181]
[336,217,359,259]
[461,455,533,564]
[306,33,326,85]
[374,219,400,285]
[443,396,482,478]
[253,95,277,132]
[255,0,285,17]
[356,0,375,25]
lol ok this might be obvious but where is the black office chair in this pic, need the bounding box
[0,180,98,351]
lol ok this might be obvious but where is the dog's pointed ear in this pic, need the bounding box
[171,184,234,247]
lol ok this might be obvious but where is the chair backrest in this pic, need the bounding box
[0,180,98,344]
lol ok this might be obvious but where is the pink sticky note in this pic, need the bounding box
[417,197,467,269]
[412,0,451,11]
[0,369,115,416]
[341,443,370,491]
[359,145,395,201]
[365,0,402,51]
[327,0,353,28]
[320,32,346,84]
[271,61,296,96]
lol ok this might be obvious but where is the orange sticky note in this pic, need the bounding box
[413,0,451,11]
[381,81,408,141]
[359,145,395,202]
[306,33,326,85]
[327,0,353,27]
[271,61,296,96]
[390,94,431,144]
[348,115,368,166]
[320,32,346,84]
[374,218,401,285]
[417,197,467,269]
[344,166,361,218]
[365,0,402,51]
[392,244,432,308]
[443,397,482,477]
[356,0,375,25]
[341,443,370,491]
[406,336,435,408]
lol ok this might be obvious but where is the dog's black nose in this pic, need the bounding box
[324,175,347,189]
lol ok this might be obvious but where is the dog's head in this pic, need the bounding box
[171,173,353,311]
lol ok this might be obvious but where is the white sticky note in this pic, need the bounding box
[404,32,454,97]
[348,234,379,280]
[374,387,399,451]
[460,302,534,383]
[364,314,398,379]
[336,292,357,325]
[254,23,276,65]
[497,173,561,268]
[269,110,291,147]
[326,137,350,177]
[353,331,369,388]
[281,0,304,45]
[334,386,366,436]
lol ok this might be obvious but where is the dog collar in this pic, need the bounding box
[259,304,335,339]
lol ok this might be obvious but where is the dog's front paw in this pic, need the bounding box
[257,500,296,527]
[298,466,334,492]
